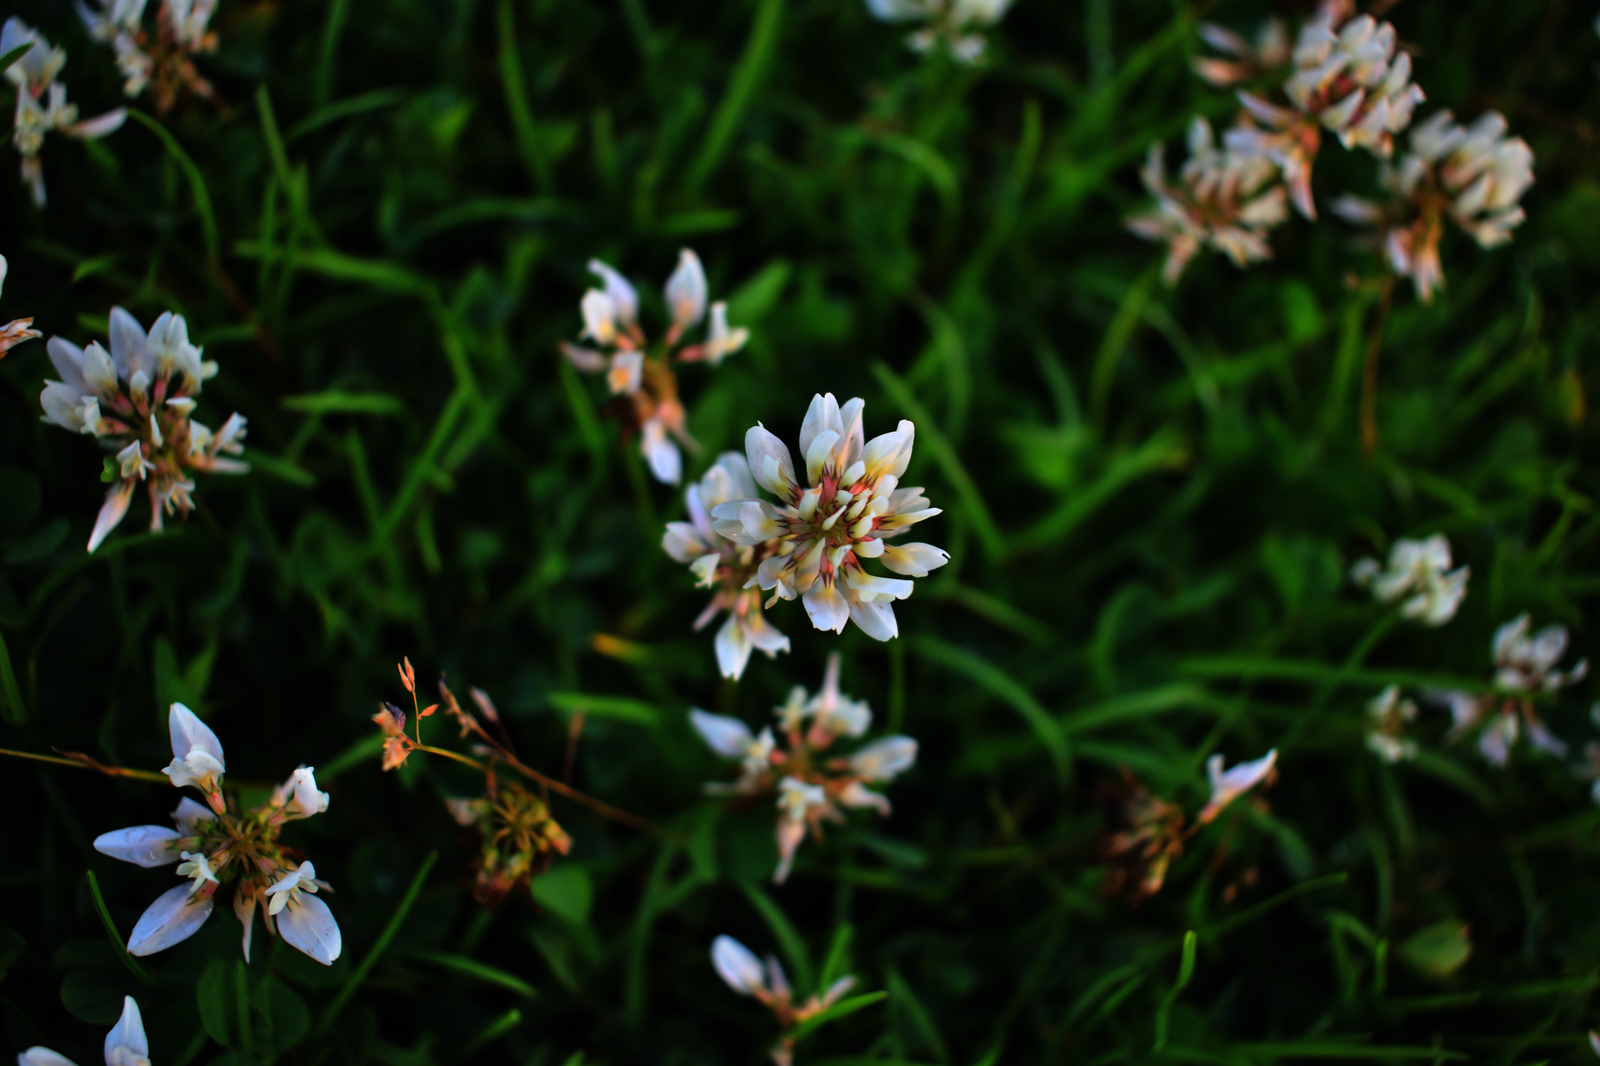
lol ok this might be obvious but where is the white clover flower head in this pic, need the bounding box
[664,453,790,678]
[1198,749,1277,823]
[1493,614,1588,693]
[1128,116,1289,283]
[711,393,948,642]
[4,19,126,206]
[22,993,152,1066]
[1353,535,1469,625]
[39,308,245,550]
[1365,685,1419,763]
[864,0,1012,64]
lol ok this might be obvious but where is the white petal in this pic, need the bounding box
[847,598,899,642]
[87,478,137,553]
[713,615,753,680]
[664,248,708,330]
[711,935,766,996]
[642,420,681,485]
[843,570,915,602]
[46,335,91,395]
[745,424,797,497]
[803,582,851,634]
[104,996,148,1063]
[879,542,949,578]
[587,259,639,326]
[690,709,755,758]
[127,884,213,955]
[93,826,182,868]
[848,735,918,780]
[17,1049,78,1066]
[276,893,342,965]
[172,797,216,835]
[107,306,149,381]
[662,521,710,563]
[168,703,225,769]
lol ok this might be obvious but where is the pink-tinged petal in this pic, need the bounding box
[128,884,213,955]
[104,996,148,1063]
[1198,749,1277,823]
[836,780,891,816]
[711,935,766,996]
[93,825,182,867]
[88,478,137,552]
[773,816,807,884]
[276,893,341,965]
[233,891,256,963]
[65,108,127,140]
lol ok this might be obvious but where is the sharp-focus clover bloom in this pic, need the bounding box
[92,703,342,966]
[1440,615,1588,766]
[77,0,219,114]
[561,249,748,485]
[1229,0,1423,220]
[711,393,947,642]
[1331,110,1534,303]
[19,995,150,1066]
[4,17,127,206]
[711,934,859,1066]
[0,255,42,358]
[1366,685,1419,763]
[1127,115,1290,284]
[663,452,791,679]
[692,654,917,883]
[39,307,246,552]
[1350,534,1468,626]
[863,0,1014,64]
[1197,749,1277,824]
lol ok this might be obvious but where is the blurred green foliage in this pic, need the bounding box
[1,0,1599,1063]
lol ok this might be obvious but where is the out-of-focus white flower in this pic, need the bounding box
[664,452,790,679]
[39,308,245,551]
[697,657,917,883]
[1333,110,1534,302]
[865,0,1013,65]
[20,994,151,1066]
[712,393,947,642]
[1366,685,1418,763]
[0,254,42,357]
[4,18,127,207]
[1193,18,1290,87]
[712,934,770,997]
[1197,749,1277,823]
[710,934,859,1065]
[75,0,219,111]
[1439,614,1585,766]
[96,703,341,965]
[1227,1,1422,220]
[1128,116,1290,284]
[1350,534,1468,625]
[562,250,748,486]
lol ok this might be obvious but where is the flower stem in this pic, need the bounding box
[0,746,170,783]
[1360,276,1396,458]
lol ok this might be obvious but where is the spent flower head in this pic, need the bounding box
[863,0,1013,64]
[692,654,917,883]
[0,254,42,358]
[663,452,790,679]
[711,934,859,1066]
[711,393,948,642]
[561,249,748,485]
[78,0,219,113]
[4,17,127,206]
[92,703,342,965]
[1095,768,1189,901]
[1439,615,1588,766]
[1127,115,1290,284]
[1350,534,1468,626]
[445,776,573,908]
[39,307,246,552]
[1332,110,1533,303]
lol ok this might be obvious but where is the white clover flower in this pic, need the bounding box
[710,933,859,1062]
[264,861,342,965]
[1197,749,1277,824]
[562,250,748,486]
[97,704,340,965]
[664,453,790,678]
[4,18,127,207]
[1493,615,1588,694]
[802,653,873,739]
[1366,685,1418,763]
[1350,534,1468,626]
[39,308,246,551]
[712,393,948,642]
[1192,18,1290,87]
[20,994,150,1066]
[712,934,771,998]
[690,709,776,792]
[1128,116,1290,284]
[1438,615,1584,766]
[865,0,1013,64]
[75,0,219,112]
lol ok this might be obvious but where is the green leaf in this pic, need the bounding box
[282,391,407,416]
[529,865,593,926]
[789,991,888,1045]
[404,949,538,998]
[685,0,784,189]
[197,958,236,1046]
[1398,921,1472,979]
[546,691,658,725]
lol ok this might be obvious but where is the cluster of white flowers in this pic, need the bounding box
[1350,534,1469,626]
[1133,0,1531,298]
[0,254,42,358]
[3,17,127,207]
[711,393,947,642]
[663,453,792,679]
[1440,615,1588,766]
[20,995,148,1066]
[77,0,218,113]
[711,934,859,1066]
[93,704,341,965]
[692,654,917,882]
[862,0,1014,64]
[562,250,747,485]
[39,307,247,551]
[1365,685,1419,763]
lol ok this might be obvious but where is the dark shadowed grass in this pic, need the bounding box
[1,0,1599,1062]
